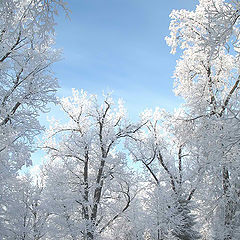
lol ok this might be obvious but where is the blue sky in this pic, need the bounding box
[51,0,197,116]
[31,0,198,169]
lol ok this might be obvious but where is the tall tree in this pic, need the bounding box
[43,89,141,240]
[166,0,240,239]
[126,108,201,240]
[0,1,67,238]
[0,0,67,174]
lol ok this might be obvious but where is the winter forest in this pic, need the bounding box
[1,0,240,239]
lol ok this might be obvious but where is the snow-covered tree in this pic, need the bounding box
[126,108,201,240]
[0,0,67,174]
[0,0,67,238]
[1,174,50,240]
[43,89,142,240]
[166,0,240,239]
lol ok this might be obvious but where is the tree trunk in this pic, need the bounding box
[222,165,235,240]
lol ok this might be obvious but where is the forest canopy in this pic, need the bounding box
[1,0,240,240]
